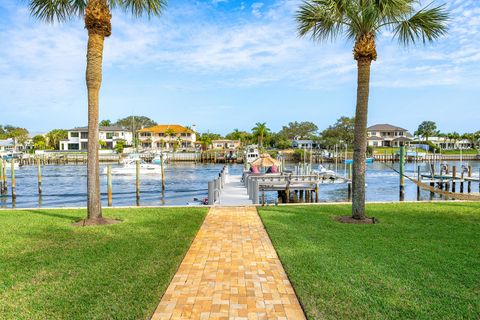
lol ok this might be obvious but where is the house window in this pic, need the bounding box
[106,132,114,139]
[373,142,378,147]
[81,132,88,139]
[70,132,79,138]
[140,132,151,137]
[80,142,88,149]
[68,143,79,150]
[158,133,164,137]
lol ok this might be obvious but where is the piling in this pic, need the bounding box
[208,180,215,205]
[37,158,42,194]
[160,156,166,192]
[0,160,3,195]
[468,166,472,193]
[452,166,456,192]
[315,184,319,202]
[107,165,112,207]
[252,180,259,204]
[399,144,405,201]
[136,160,140,204]
[11,161,16,200]
[417,165,421,200]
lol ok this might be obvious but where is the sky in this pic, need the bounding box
[0,0,479,135]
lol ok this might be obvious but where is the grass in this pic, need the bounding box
[259,202,480,320]
[0,207,207,320]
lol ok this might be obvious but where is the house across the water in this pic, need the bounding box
[60,126,133,151]
[138,124,196,151]
[367,124,413,147]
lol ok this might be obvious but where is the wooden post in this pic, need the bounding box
[136,160,140,205]
[452,165,456,193]
[11,161,16,200]
[417,165,421,200]
[107,165,112,207]
[399,144,405,201]
[160,155,165,192]
[460,168,464,193]
[37,158,42,194]
[315,184,319,203]
[467,165,472,193]
[0,160,3,195]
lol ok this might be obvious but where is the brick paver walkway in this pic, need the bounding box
[151,206,306,320]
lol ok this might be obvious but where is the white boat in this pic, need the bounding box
[312,164,336,176]
[105,159,162,175]
[245,145,259,164]
[121,153,141,164]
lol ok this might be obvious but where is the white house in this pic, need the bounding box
[138,124,196,150]
[211,139,241,150]
[426,137,474,150]
[0,138,25,154]
[367,124,413,147]
[292,139,320,149]
[60,126,133,151]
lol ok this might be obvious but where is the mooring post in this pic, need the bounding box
[452,165,456,193]
[468,165,472,193]
[37,157,42,195]
[417,165,421,200]
[160,155,165,192]
[107,165,112,207]
[136,160,140,204]
[11,161,16,200]
[399,144,405,201]
[252,180,259,204]
[460,168,464,193]
[0,160,3,195]
[208,180,214,205]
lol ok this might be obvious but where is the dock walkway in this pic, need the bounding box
[217,175,252,206]
[151,207,306,319]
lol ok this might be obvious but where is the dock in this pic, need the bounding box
[217,175,252,205]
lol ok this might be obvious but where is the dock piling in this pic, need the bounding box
[399,144,405,201]
[107,165,112,207]
[0,160,3,195]
[37,158,42,195]
[11,161,16,200]
[136,160,140,205]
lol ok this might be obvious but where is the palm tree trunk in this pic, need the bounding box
[352,58,371,220]
[86,33,105,220]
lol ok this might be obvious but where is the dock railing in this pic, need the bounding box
[208,166,227,205]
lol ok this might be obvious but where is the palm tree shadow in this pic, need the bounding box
[25,209,81,221]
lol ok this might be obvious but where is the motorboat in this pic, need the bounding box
[245,145,260,164]
[120,153,141,164]
[105,159,162,175]
[312,164,336,176]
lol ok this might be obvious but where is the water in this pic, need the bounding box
[0,161,479,208]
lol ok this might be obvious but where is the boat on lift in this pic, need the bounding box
[312,164,336,177]
[245,145,260,164]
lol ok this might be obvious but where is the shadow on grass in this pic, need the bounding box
[24,209,82,221]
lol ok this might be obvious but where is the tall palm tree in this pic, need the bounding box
[297,0,448,220]
[252,122,270,148]
[29,0,167,224]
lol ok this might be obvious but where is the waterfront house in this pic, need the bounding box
[292,139,320,149]
[138,124,196,151]
[367,124,413,147]
[211,139,241,150]
[0,138,26,154]
[427,136,474,150]
[60,126,133,151]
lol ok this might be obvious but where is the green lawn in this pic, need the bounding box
[259,203,480,320]
[0,207,207,320]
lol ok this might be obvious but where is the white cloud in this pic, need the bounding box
[251,2,264,18]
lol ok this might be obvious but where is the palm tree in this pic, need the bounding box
[252,122,270,148]
[29,0,167,224]
[297,0,448,220]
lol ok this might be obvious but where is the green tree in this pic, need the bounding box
[297,0,448,220]
[32,135,47,150]
[415,121,438,141]
[225,129,251,146]
[114,140,125,153]
[252,122,271,148]
[7,127,30,146]
[28,1,166,223]
[46,129,68,150]
[278,121,318,140]
[320,117,355,148]
[99,119,112,126]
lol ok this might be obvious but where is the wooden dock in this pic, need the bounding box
[217,175,253,205]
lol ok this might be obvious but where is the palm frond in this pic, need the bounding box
[114,0,167,18]
[394,4,449,45]
[296,0,349,41]
[28,0,85,23]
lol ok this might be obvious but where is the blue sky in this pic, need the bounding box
[0,0,479,135]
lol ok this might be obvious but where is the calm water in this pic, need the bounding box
[1,161,479,208]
